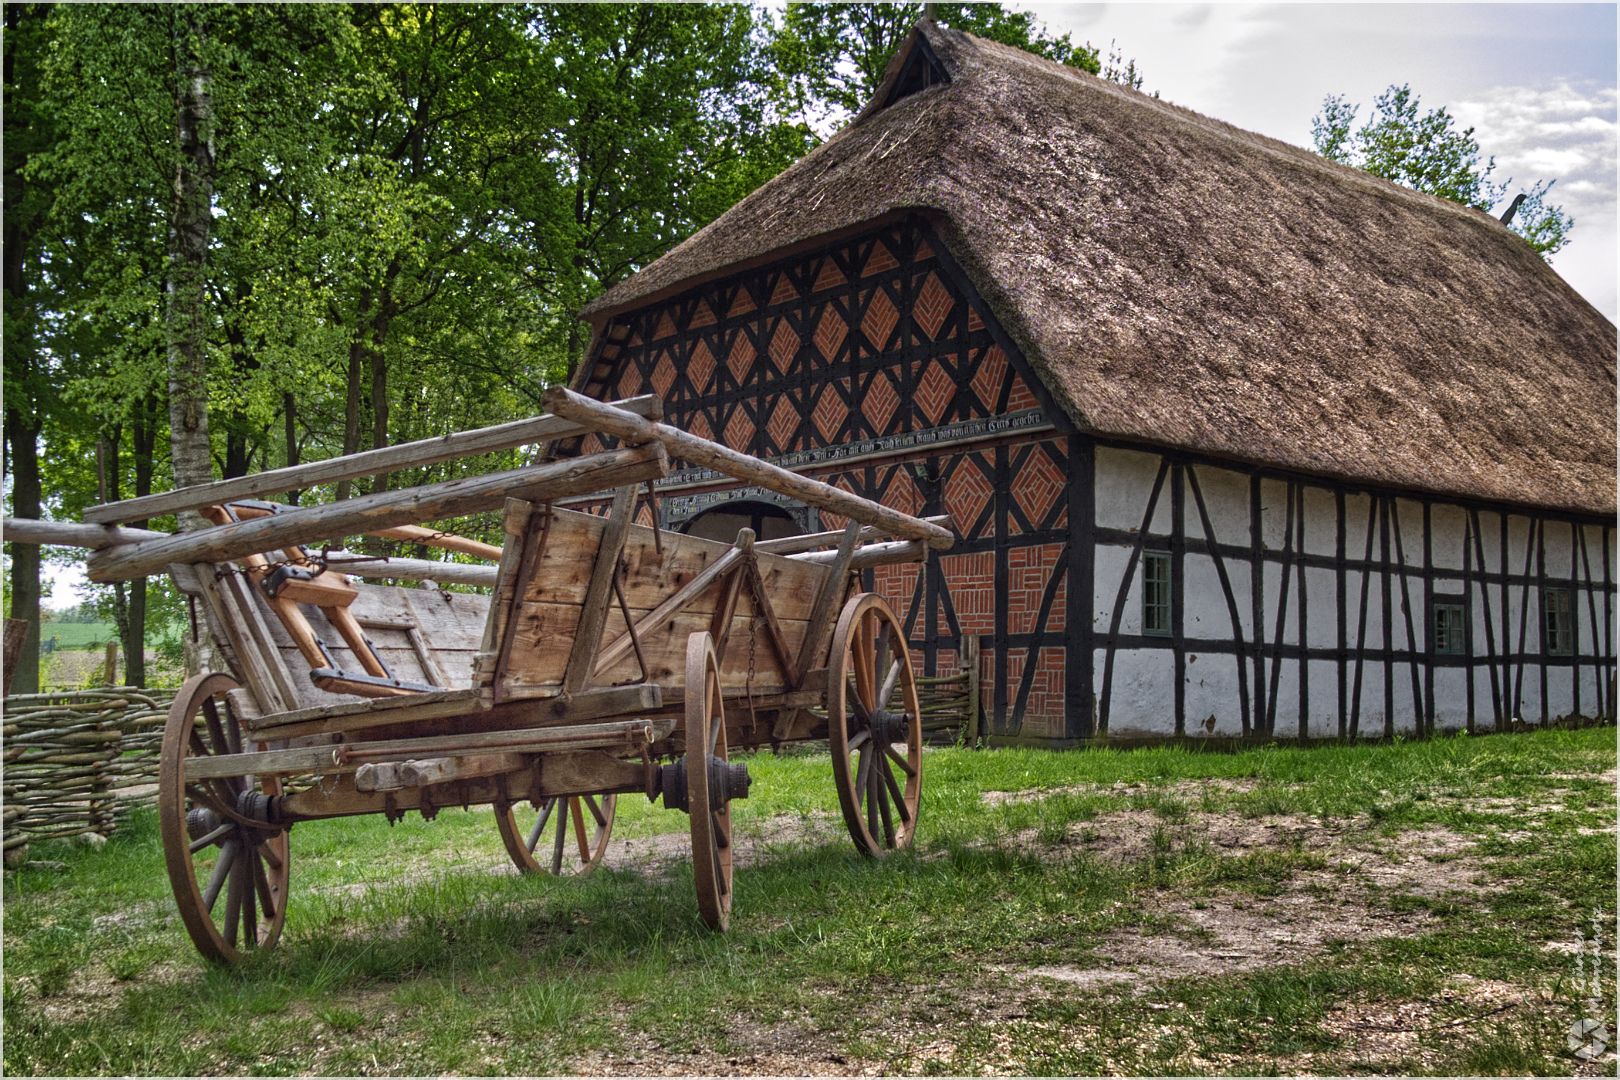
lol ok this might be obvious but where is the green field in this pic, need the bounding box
[37,622,117,651]
[3,729,1614,1076]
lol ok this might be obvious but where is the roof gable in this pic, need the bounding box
[582,23,1617,515]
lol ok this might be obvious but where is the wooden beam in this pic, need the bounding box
[796,520,860,675]
[563,485,639,693]
[758,516,951,555]
[591,542,748,679]
[366,525,503,562]
[791,538,929,571]
[185,717,677,781]
[85,442,669,583]
[1,518,167,550]
[541,387,955,551]
[83,395,664,525]
[332,557,498,587]
[354,752,528,793]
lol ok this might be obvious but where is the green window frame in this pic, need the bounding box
[1142,551,1172,637]
[1431,600,1468,656]
[1543,587,1575,656]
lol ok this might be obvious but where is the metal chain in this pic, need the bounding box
[745,610,759,738]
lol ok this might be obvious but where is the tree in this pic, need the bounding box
[771,3,1145,127]
[1312,84,1573,258]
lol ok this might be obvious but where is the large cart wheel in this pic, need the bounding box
[495,794,616,876]
[828,594,922,856]
[159,672,290,964]
[685,632,734,930]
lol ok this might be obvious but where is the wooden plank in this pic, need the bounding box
[354,752,528,792]
[563,485,639,693]
[1,518,166,549]
[757,516,952,555]
[473,499,534,691]
[541,387,955,551]
[185,717,676,780]
[590,544,748,678]
[366,525,502,562]
[203,569,299,715]
[86,442,669,583]
[83,395,664,525]
[336,556,498,587]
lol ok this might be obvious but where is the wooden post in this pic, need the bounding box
[963,636,981,747]
[103,641,118,686]
[564,485,640,693]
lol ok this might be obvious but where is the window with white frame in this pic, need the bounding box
[1543,587,1575,656]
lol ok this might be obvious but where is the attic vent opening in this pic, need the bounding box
[882,36,949,108]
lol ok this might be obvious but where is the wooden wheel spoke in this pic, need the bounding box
[846,678,871,724]
[241,847,258,947]
[879,658,903,707]
[190,822,232,853]
[885,743,916,778]
[223,853,244,948]
[257,839,284,873]
[847,728,870,752]
[865,754,880,840]
[875,765,895,846]
[528,798,557,852]
[202,696,231,755]
[550,802,568,875]
[203,840,237,912]
[880,755,911,824]
[854,750,871,810]
[570,798,591,863]
[252,850,277,922]
[583,794,607,827]
[713,812,731,851]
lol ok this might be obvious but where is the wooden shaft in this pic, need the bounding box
[333,557,497,587]
[85,442,669,583]
[757,516,952,555]
[542,387,954,551]
[790,538,929,571]
[367,525,503,562]
[1,518,167,550]
[83,395,663,526]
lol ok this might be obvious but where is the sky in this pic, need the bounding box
[1020,2,1618,319]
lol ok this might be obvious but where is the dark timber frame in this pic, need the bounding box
[573,215,1617,741]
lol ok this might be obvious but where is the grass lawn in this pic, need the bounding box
[3,728,1614,1076]
[38,623,117,651]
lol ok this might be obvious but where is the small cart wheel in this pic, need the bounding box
[828,594,922,856]
[685,632,734,930]
[159,672,290,964]
[495,794,616,876]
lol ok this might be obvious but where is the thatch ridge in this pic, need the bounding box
[582,22,1616,515]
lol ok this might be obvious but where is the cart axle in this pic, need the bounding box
[658,754,751,814]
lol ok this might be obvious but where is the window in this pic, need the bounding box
[1142,551,1172,636]
[1431,601,1468,656]
[1543,587,1575,656]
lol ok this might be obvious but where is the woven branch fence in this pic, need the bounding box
[3,687,176,851]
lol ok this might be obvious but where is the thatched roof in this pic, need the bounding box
[582,21,1617,515]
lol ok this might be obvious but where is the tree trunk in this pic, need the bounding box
[283,390,300,505]
[368,271,400,495]
[336,286,371,502]
[166,12,216,530]
[4,405,41,695]
[126,398,158,687]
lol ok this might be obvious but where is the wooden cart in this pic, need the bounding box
[44,389,953,962]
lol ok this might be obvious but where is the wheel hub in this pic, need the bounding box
[864,707,910,747]
[660,754,751,814]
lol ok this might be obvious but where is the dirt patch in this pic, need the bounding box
[981,776,1263,807]
[571,1021,882,1077]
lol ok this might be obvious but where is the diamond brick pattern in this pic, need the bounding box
[727,287,756,318]
[768,273,798,308]
[968,307,984,331]
[579,434,602,456]
[724,407,753,452]
[812,385,848,443]
[812,258,846,293]
[945,462,994,534]
[768,319,798,374]
[915,238,935,260]
[650,351,676,401]
[688,340,715,394]
[1011,447,1065,526]
[616,365,643,400]
[864,371,899,435]
[687,409,714,443]
[861,289,898,350]
[884,467,923,516]
[915,360,954,426]
[635,503,655,527]
[813,307,847,361]
[767,396,799,452]
[653,311,677,340]
[913,273,952,340]
[727,333,753,385]
[971,346,1007,412]
[689,299,718,328]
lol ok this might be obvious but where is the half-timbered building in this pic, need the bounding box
[562,21,1617,744]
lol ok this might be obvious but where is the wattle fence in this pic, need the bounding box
[2,687,175,855]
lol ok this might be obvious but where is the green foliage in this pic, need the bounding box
[1311,85,1573,257]
[771,3,1143,125]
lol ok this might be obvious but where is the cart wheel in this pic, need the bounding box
[828,594,922,857]
[495,794,616,876]
[685,632,734,930]
[159,672,290,964]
